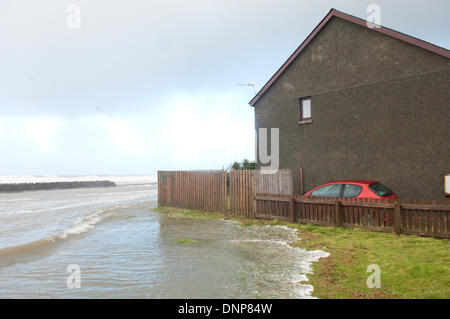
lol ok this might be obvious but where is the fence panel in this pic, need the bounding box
[254,195,449,238]
[338,197,395,232]
[254,195,292,221]
[254,169,293,195]
[399,199,450,238]
[157,170,227,213]
[229,170,255,218]
[253,169,293,219]
[294,196,336,225]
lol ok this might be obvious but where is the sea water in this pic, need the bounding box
[0,177,328,298]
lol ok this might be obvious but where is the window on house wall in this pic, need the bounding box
[299,97,312,123]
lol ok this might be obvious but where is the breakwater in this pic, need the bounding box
[0,181,116,193]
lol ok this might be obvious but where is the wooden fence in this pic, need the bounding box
[157,170,449,238]
[254,169,293,195]
[229,170,255,218]
[158,169,256,214]
[158,170,227,213]
[228,169,294,218]
[254,195,450,238]
[399,199,450,237]
[158,169,294,218]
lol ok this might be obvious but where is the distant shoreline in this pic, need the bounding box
[0,181,116,193]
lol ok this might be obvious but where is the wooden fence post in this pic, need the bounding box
[298,167,304,195]
[335,199,342,227]
[157,171,161,207]
[289,196,295,223]
[394,201,402,235]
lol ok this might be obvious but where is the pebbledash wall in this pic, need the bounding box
[252,12,449,199]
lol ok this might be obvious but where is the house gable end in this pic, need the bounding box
[251,9,449,107]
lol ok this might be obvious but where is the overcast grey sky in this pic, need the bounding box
[0,0,448,175]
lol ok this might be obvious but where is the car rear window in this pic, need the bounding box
[342,184,362,197]
[369,183,393,197]
[311,184,342,197]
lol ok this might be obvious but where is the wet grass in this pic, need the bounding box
[153,207,225,219]
[176,238,200,244]
[154,206,450,299]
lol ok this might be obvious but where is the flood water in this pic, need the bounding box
[0,181,328,298]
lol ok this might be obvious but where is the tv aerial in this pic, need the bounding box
[237,83,256,95]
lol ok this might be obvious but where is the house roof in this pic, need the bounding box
[249,8,450,107]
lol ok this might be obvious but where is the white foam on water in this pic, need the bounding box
[0,189,156,217]
[0,205,132,268]
[57,209,113,239]
[0,197,33,203]
[7,210,34,215]
[228,238,291,246]
[224,222,329,299]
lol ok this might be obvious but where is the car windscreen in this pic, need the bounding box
[369,183,393,197]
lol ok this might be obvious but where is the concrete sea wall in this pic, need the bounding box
[0,181,116,192]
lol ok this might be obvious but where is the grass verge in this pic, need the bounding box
[152,207,225,219]
[154,206,450,299]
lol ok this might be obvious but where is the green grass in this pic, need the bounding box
[153,207,225,219]
[176,238,200,244]
[289,224,450,299]
[154,206,450,299]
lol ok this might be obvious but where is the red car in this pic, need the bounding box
[304,180,397,199]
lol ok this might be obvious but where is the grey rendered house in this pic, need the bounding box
[250,9,449,199]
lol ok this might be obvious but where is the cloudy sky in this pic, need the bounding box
[0,0,448,175]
